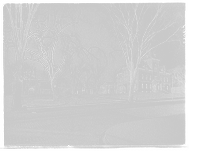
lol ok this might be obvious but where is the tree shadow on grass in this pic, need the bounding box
[109,104,185,118]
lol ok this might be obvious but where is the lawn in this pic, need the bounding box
[109,104,185,119]
[70,94,121,104]
[107,92,185,100]
[22,94,72,107]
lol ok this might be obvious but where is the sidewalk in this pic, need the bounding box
[103,114,185,145]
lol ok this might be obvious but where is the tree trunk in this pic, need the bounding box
[12,58,23,111]
[50,79,58,101]
[128,68,137,102]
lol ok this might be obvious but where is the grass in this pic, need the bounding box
[69,94,120,104]
[109,104,185,119]
[5,91,185,109]
[107,92,185,100]
[22,95,72,107]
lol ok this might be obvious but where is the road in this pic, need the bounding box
[4,101,185,147]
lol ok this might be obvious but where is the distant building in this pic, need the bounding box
[75,83,85,94]
[21,61,52,98]
[23,77,52,95]
[85,82,97,94]
[169,66,185,94]
[117,44,171,93]
[99,82,114,94]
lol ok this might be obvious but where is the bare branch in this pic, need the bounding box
[141,26,181,58]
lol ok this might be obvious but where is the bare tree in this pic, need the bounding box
[106,3,185,101]
[89,63,105,93]
[4,4,39,110]
[26,5,81,100]
[23,4,104,99]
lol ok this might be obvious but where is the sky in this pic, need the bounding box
[4,3,185,82]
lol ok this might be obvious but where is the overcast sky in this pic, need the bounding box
[4,3,185,81]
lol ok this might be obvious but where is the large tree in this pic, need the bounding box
[106,3,185,100]
[24,13,75,97]
[4,4,39,111]
[26,4,104,99]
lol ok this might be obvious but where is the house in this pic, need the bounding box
[21,61,52,98]
[117,44,171,93]
[170,66,185,94]
[75,83,85,94]
[38,80,52,94]
[85,82,97,94]
[100,82,114,94]
[23,77,52,95]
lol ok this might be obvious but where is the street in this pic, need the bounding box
[4,101,185,147]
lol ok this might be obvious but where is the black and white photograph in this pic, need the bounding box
[3,3,185,148]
